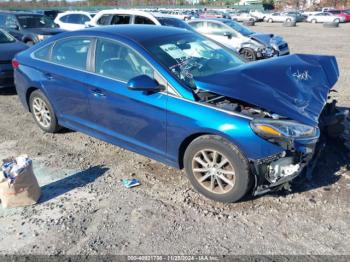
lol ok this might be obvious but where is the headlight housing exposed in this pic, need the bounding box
[37,34,49,41]
[250,119,319,140]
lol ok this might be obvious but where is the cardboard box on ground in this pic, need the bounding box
[0,155,41,208]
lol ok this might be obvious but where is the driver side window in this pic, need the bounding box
[207,22,231,35]
[95,39,154,82]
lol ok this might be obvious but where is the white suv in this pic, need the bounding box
[85,10,195,32]
[55,11,92,31]
[86,10,162,27]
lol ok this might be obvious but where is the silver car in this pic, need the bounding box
[264,12,296,23]
[188,18,289,61]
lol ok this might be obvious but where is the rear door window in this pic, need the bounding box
[134,16,155,25]
[67,14,90,24]
[97,14,111,25]
[110,15,131,25]
[33,43,53,60]
[189,21,205,29]
[51,38,91,70]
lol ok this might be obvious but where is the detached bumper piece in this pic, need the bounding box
[252,152,310,196]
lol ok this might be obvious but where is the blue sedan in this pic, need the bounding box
[13,25,340,202]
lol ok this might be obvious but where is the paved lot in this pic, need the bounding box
[0,22,349,256]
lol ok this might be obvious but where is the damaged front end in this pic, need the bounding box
[194,54,347,196]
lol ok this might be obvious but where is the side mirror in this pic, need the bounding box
[224,32,233,39]
[127,75,165,93]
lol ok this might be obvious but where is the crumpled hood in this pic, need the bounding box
[0,41,28,61]
[194,54,339,126]
[249,33,284,47]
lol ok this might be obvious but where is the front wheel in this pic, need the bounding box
[334,18,340,23]
[29,90,60,133]
[184,135,252,203]
[311,19,317,23]
[239,48,257,61]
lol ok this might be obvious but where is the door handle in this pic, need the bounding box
[91,88,106,98]
[44,73,54,80]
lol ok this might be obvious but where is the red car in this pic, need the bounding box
[328,9,350,21]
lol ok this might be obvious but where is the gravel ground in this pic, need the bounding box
[0,22,349,256]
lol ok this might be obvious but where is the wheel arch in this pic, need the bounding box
[177,132,248,169]
[26,87,39,112]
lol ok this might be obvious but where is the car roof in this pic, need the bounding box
[79,25,192,43]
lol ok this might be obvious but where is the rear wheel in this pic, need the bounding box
[240,48,257,61]
[334,18,340,23]
[267,18,273,23]
[184,135,252,203]
[311,19,317,23]
[29,90,60,133]
[286,18,291,22]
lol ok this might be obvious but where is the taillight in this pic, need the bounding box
[12,59,19,69]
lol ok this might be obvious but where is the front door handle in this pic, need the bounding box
[91,88,106,98]
[44,73,54,80]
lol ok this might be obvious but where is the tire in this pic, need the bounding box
[267,18,273,23]
[283,21,296,27]
[239,48,257,61]
[29,90,60,133]
[311,19,317,24]
[323,22,339,28]
[243,20,255,26]
[183,135,252,203]
[286,18,291,22]
[333,18,340,23]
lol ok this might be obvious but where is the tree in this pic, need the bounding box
[262,0,275,10]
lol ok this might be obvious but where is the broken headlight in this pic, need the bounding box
[250,119,319,140]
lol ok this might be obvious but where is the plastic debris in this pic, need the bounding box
[121,178,140,189]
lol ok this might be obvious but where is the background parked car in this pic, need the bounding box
[327,9,350,22]
[230,12,257,22]
[188,19,289,61]
[86,10,194,31]
[0,12,64,45]
[264,12,296,23]
[281,11,307,22]
[55,11,92,31]
[306,12,345,23]
[0,29,27,89]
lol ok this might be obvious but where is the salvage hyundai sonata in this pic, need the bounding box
[13,26,342,202]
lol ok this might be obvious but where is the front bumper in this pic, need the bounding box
[251,101,349,196]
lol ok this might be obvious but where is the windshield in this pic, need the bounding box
[0,29,16,43]
[16,15,55,29]
[157,17,195,32]
[144,33,243,89]
[222,20,254,36]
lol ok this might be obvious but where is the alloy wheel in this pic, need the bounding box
[32,97,51,128]
[191,149,236,194]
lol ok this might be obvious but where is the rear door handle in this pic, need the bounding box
[91,88,106,98]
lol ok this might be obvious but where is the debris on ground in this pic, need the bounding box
[121,178,141,189]
[0,155,41,208]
